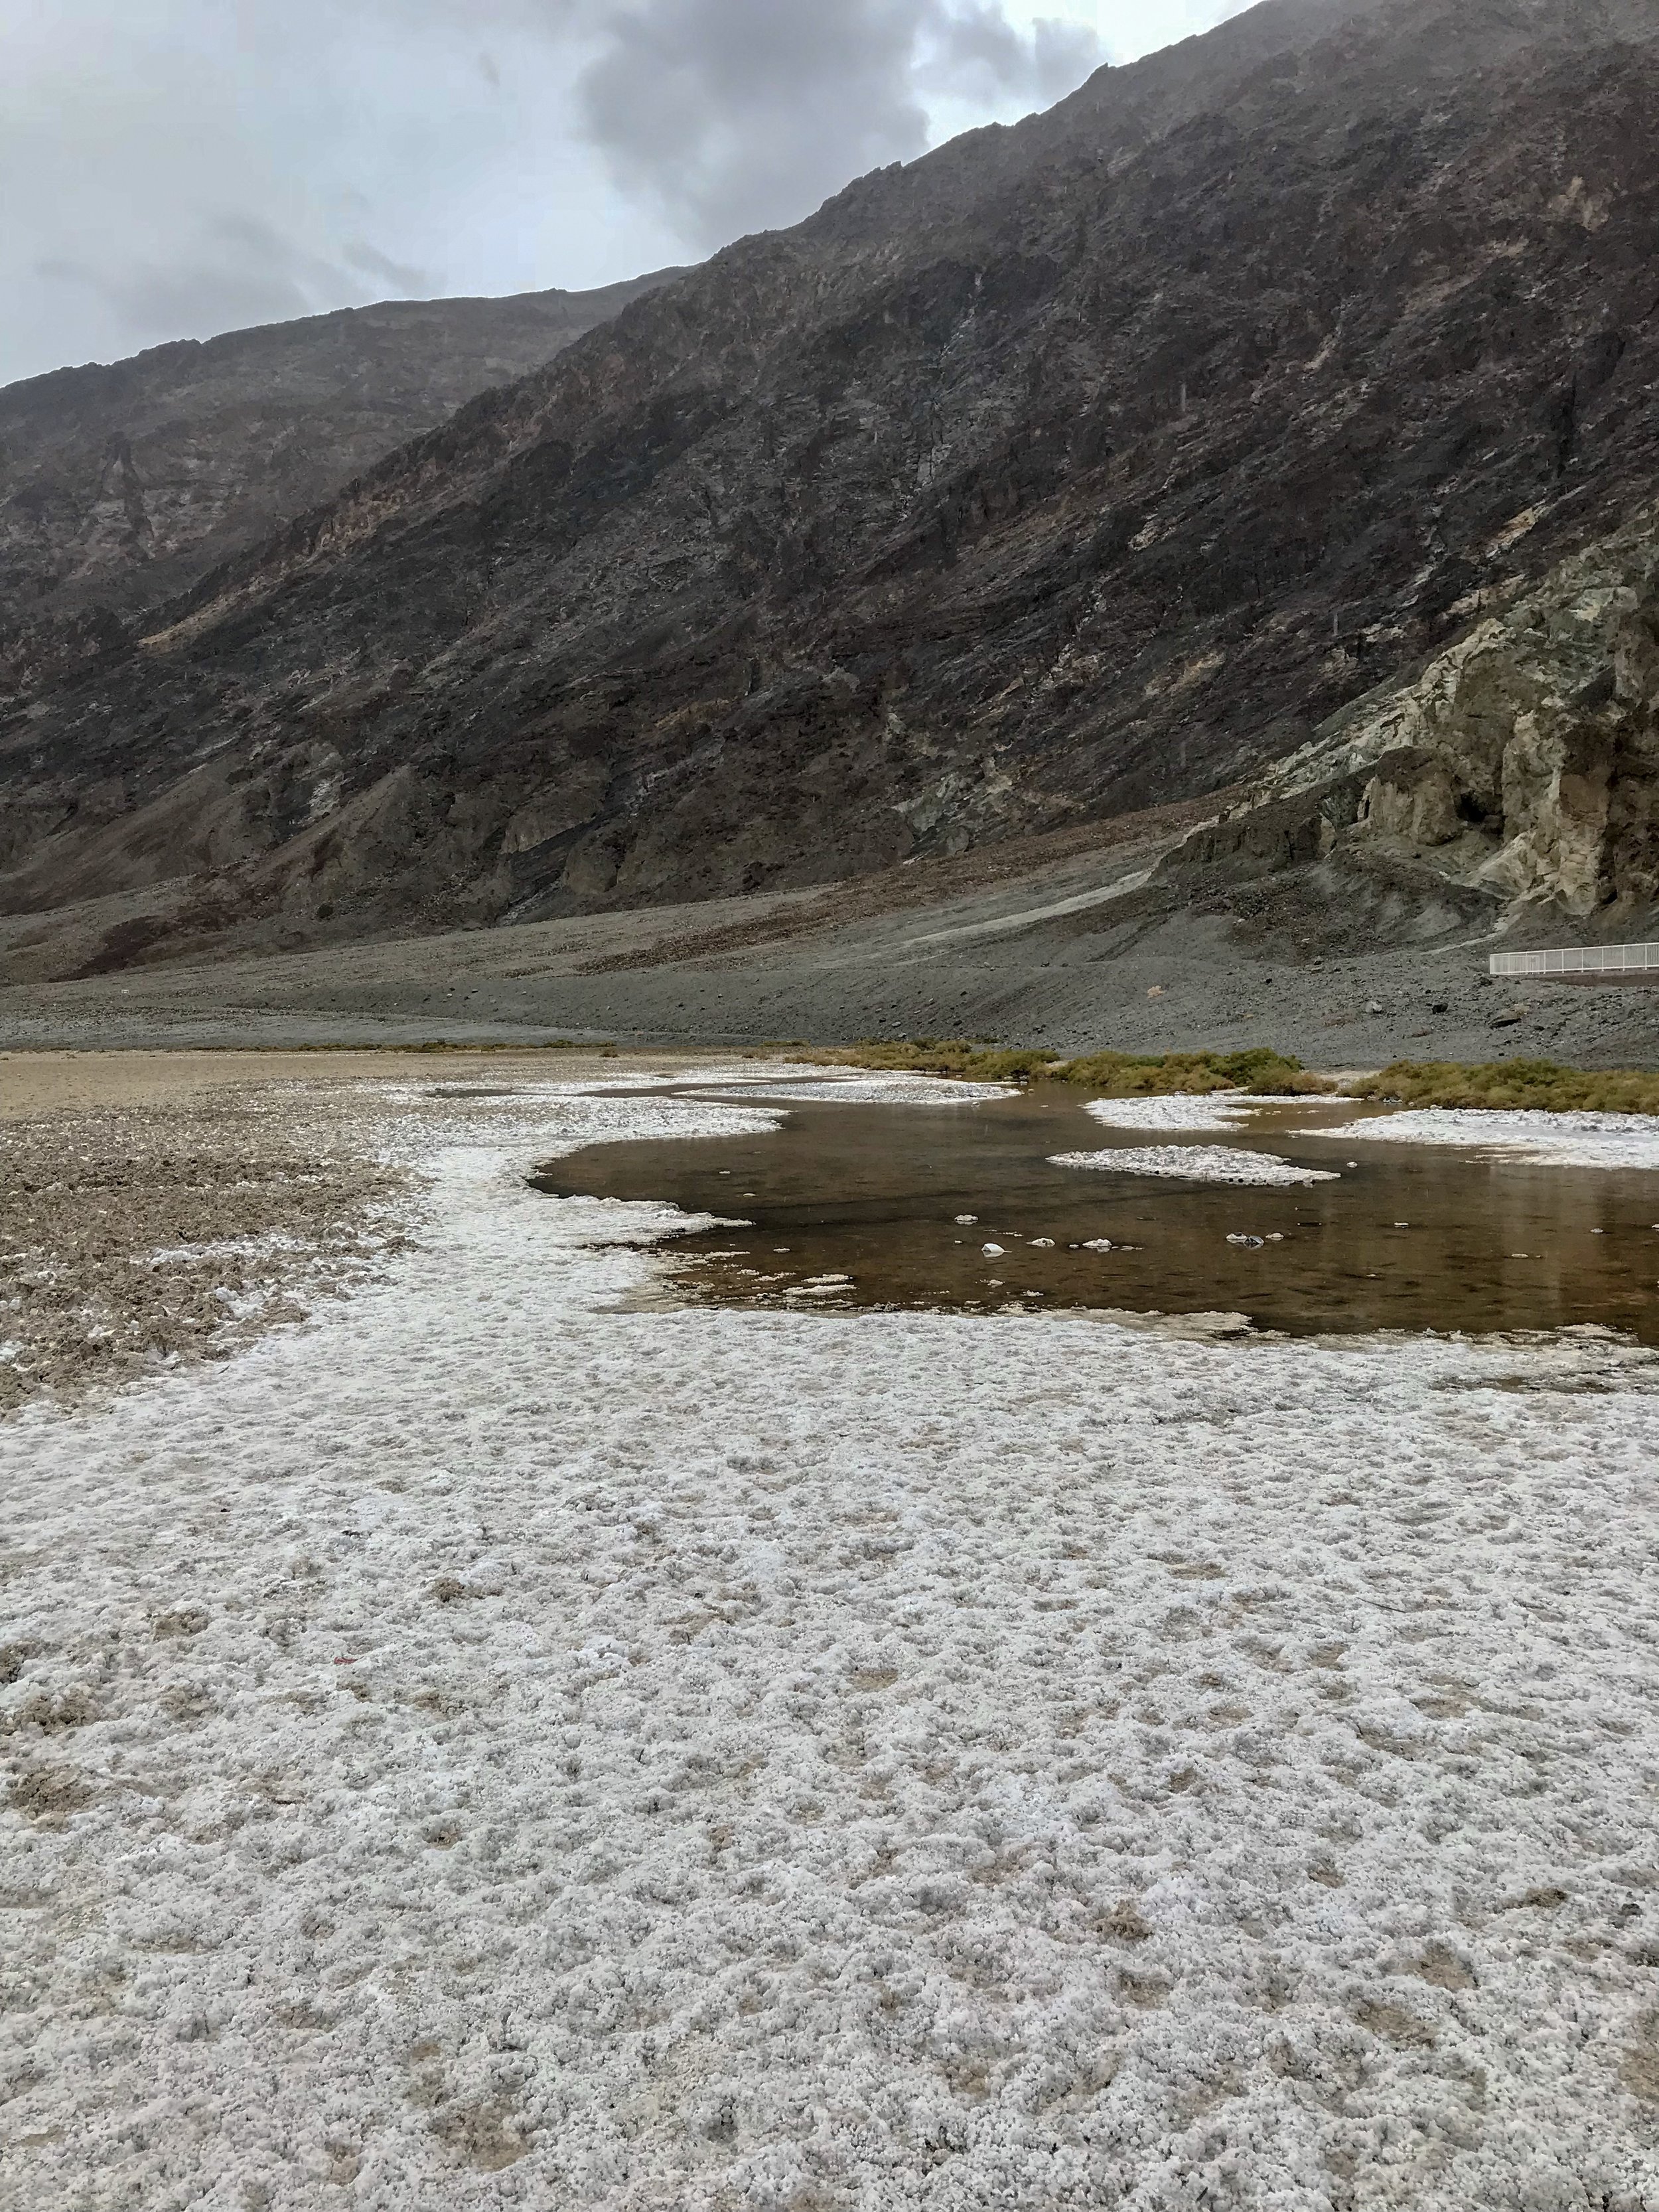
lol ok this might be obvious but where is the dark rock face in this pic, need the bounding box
[6,0,1659,976]
[0,272,678,660]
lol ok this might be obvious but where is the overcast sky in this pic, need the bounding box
[1,0,1252,387]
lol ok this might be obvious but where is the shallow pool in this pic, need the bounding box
[531,1082,1659,1340]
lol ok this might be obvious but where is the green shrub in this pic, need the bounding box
[808,1040,1326,1093]
[1056,1047,1309,1095]
[1344,1058,1659,1114]
[819,1039,1066,1082]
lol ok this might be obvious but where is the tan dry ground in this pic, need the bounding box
[0,1047,693,1416]
[0,1045,630,1118]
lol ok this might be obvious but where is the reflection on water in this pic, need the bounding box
[530,1082,1659,1340]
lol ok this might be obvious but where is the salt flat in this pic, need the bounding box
[4,1073,1659,2210]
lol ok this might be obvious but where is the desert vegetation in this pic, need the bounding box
[812,1041,1331,1094]
[817,1041,1659,1114]
[1344,1058,1659,1114]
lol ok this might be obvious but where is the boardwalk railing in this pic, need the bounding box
[1490,943,1659,980]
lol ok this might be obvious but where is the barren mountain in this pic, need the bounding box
[5,0,1659,982]
[0,271,678,687]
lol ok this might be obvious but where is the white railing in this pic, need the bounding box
[1490,943,1659,978]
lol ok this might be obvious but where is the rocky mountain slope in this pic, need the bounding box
[0,271,676,688]
[5,0,1659,981]
[1153,498,1659,945]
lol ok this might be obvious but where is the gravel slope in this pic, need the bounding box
[7,877,1659,1074]
[4,1078,1659,2208]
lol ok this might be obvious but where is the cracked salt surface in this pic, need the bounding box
[5,1081,1659,2207]
[1050,1144,1342,1187]
[1310,1107,1659,1172]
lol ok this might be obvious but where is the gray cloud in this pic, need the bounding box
[575,0,1103,248]
[342,239,435,292]
[928,6,1103,103]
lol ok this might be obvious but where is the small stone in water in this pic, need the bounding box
[1030,1238,1056,1248]
[956,1215,978,1225]
[1226,1234,1265,1249]
[1394,1222,1410,1229]
[1083,1238,1113,1253]
[981,1243,1005,1257]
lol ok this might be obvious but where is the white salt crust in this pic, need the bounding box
[1050,1145,1341,1188]
[1080,1094,1271,1134]
[1309,1107,1659,1171]
[4,1082,1659,2209]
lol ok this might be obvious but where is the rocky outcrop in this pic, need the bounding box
[1347,536,1659,924]
[1180,505,1659,934]
[5,0,1659,976]
[1238,508,1654,924]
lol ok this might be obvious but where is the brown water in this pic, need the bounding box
[530,1083,1659,1340]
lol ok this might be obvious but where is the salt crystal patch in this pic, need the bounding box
[1308,1106,1659,1171]
[1081,1092,1263,1134]
[1052,1145,1340,1187]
